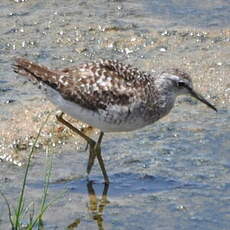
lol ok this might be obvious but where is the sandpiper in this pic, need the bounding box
[13,57,217,183]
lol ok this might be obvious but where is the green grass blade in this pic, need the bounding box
[15,114,50,229]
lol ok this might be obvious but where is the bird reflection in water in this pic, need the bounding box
[67,181,110,230]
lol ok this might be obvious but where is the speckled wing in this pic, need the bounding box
[58,59,151,111]
[13,58,151,112]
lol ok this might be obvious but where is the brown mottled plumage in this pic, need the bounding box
[13,57,217,182]
[13,57,216,132]
[14,58,151,112]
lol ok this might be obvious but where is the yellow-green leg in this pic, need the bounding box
[56,112,109,184]
[87,132,109,183]
[87,132,103,175]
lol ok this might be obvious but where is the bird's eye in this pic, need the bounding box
[178,81,186,87]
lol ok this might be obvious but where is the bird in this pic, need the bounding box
[13,57,217,183]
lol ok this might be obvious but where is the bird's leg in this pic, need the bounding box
[56,112,95,146]
[95,132,109,184]
[87,132,104,174]
[97,151,109,184]
[56,112,96,175]
[87,132,109,184]
[56,112,109,183]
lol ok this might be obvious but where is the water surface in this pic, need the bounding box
[0,0,229,229]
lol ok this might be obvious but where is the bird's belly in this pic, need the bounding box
[47,89,150,132]
[56,100,148,132]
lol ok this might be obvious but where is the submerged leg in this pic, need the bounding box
[56,113,109,183]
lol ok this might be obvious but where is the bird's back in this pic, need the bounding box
[14,58,152,109]
[13,58,173,131]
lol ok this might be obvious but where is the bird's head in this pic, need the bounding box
[160,68,217,112]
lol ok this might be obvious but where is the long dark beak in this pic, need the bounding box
[188,88,217,112]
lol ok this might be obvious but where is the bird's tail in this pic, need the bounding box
[13,57,60,88]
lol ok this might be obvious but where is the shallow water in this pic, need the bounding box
[0,0,230,229]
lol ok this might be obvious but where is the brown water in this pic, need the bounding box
[0,0,230,229]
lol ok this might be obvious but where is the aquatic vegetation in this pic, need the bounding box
[0,114,60,230]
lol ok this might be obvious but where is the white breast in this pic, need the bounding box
[45,86,148,132]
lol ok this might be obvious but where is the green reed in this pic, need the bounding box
[0,113,60,229]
